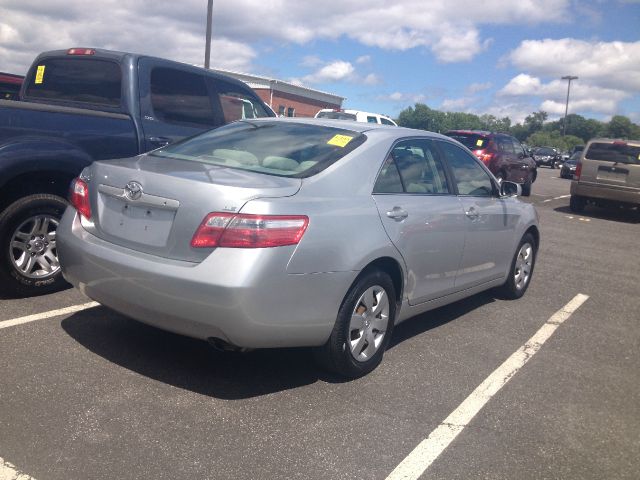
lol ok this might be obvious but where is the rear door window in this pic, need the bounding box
[24,57,122,107]
[150,67,217,127]
[374,139,450,194]
[586,142,640,164]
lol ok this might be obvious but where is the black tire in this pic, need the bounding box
[569,195,586,213]
[0,194,69,297]
[314,270,396,378]
[521,178,532,196]
[495,233,536,300]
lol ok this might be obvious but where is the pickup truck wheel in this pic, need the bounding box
[0,194,69,297]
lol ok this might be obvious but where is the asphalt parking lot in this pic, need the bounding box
[1,167,639,480]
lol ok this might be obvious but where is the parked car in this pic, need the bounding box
[0,72,23,100]
[532,146,562,169]
[58,118,539,378]
[315,108,397,126]
[444,130,537,196]
[560,152,581,179]
[570,138,640,212]
[0,47,274,296]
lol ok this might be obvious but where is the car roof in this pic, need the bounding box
[445,129,511,137]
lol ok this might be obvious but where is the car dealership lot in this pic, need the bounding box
[1,167,638,479]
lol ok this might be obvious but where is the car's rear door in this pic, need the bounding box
[372,138,466,305]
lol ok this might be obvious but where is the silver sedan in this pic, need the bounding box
[57,118,539,378]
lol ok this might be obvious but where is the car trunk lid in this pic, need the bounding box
[84,154,301,262]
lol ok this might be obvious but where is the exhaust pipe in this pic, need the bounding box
[207,337,252,353]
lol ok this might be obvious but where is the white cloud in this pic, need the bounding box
[507,38,640,92]
[0,0,574,74]
[498,73,631,116]
[466,82,493,94]
[378,92,427,103]
[356,55,371,64]
[301,61,355,83]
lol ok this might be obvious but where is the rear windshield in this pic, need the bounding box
[151,121,366,177]
[24,57,121,107]
[316,111,357,121]
[534,147,556,155]
[445,133,488,150]
[586,142,640,164]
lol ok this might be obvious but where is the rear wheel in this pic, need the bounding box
[0,194,69,297]
[521,178,532,196]
[314,270,396,378]
[495,233,536,300]
[569,195,586,213]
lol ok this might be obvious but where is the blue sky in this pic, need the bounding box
[1,0,639,124]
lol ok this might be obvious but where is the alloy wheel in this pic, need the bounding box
[348,285,389,362]
[9,214,60,279]
[514,242,533,291]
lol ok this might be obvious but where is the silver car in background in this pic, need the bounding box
[57,119,539,378]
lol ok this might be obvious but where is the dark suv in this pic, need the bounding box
[444,130,537,196]
[532,146,562,168]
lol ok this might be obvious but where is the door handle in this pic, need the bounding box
[465,207,479,220]
[148,136,171,147]
[386,207,408,221]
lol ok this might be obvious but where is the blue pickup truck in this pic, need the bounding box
[0,47,274,296]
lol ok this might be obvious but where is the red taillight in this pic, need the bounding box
[574,161,582,180]
[67,48,95,55]
[191,213,309,248]
[473,149,494,165]
[69,178,91,219]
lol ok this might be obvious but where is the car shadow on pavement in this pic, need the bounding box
[388,291,495,349]
[554,205,640,224]
[61,292,495,399]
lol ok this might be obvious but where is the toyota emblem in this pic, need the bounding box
[125,181,143,200]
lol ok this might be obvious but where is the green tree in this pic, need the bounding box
[606,115,638,139]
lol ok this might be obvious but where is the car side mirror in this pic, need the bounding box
[500,181,521,197]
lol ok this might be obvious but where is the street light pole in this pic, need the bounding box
[204,0,213,69]
[561,75,578,136]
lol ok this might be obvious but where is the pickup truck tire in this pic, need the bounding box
[0,194,69,297]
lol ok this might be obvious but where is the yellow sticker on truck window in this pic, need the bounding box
[327,134,353,148]
[476,139,484,147]
[35,65,45,84]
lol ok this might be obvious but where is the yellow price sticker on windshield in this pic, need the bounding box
[327,134,353,148]
[476,139,484,147]
[35,65,45,84]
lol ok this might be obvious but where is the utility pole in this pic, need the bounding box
[561,75,578,136]
[204,0,213,69]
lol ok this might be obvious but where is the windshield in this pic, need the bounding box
[152,121,367,177]
[534,147,556,156]
[446,133,488,150]
[585,142,640,164]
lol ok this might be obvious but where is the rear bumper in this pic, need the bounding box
[57,209,355,348]
[571,181,640,206]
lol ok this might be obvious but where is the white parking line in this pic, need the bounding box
[0,456,36,480]
[0,302,99,330]
[386,293,589,480]
[541,194,571,203]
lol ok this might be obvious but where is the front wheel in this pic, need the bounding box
[314,270,396,378]
[495,233,536,300]
[0,194,69,297]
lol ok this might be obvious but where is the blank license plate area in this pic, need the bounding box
[597,168,628,182]
[99,195,175,247]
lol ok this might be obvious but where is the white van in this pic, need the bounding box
[315,109,397,126]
